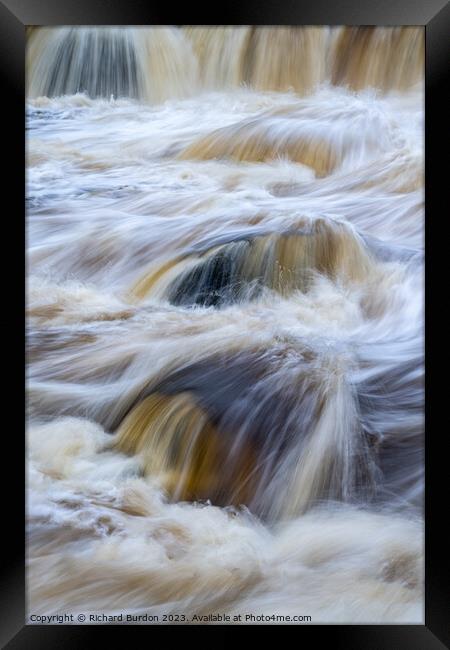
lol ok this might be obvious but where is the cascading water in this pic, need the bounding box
[26,26,424,624]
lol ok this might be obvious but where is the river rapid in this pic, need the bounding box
[26,26,424,624]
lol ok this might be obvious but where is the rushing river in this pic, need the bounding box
[26,26,424,623]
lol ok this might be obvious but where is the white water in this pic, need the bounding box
[26,27,424,623]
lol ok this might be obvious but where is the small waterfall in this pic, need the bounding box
[27,27,142,99]
[27,26,199,102]
[331,26,424,91]
[131,219,374,306]
[27,26,424,101]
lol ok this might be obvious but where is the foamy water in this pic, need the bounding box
[26,26,424,624]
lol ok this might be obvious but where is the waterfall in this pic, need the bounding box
[27,26,423,100]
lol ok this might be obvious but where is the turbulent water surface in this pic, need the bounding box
[26,26,424,624]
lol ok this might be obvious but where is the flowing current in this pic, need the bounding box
[26,27,424,624]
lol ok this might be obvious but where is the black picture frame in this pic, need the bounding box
[1,1,448,646]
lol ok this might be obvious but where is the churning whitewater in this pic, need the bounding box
[26,27,424,623]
